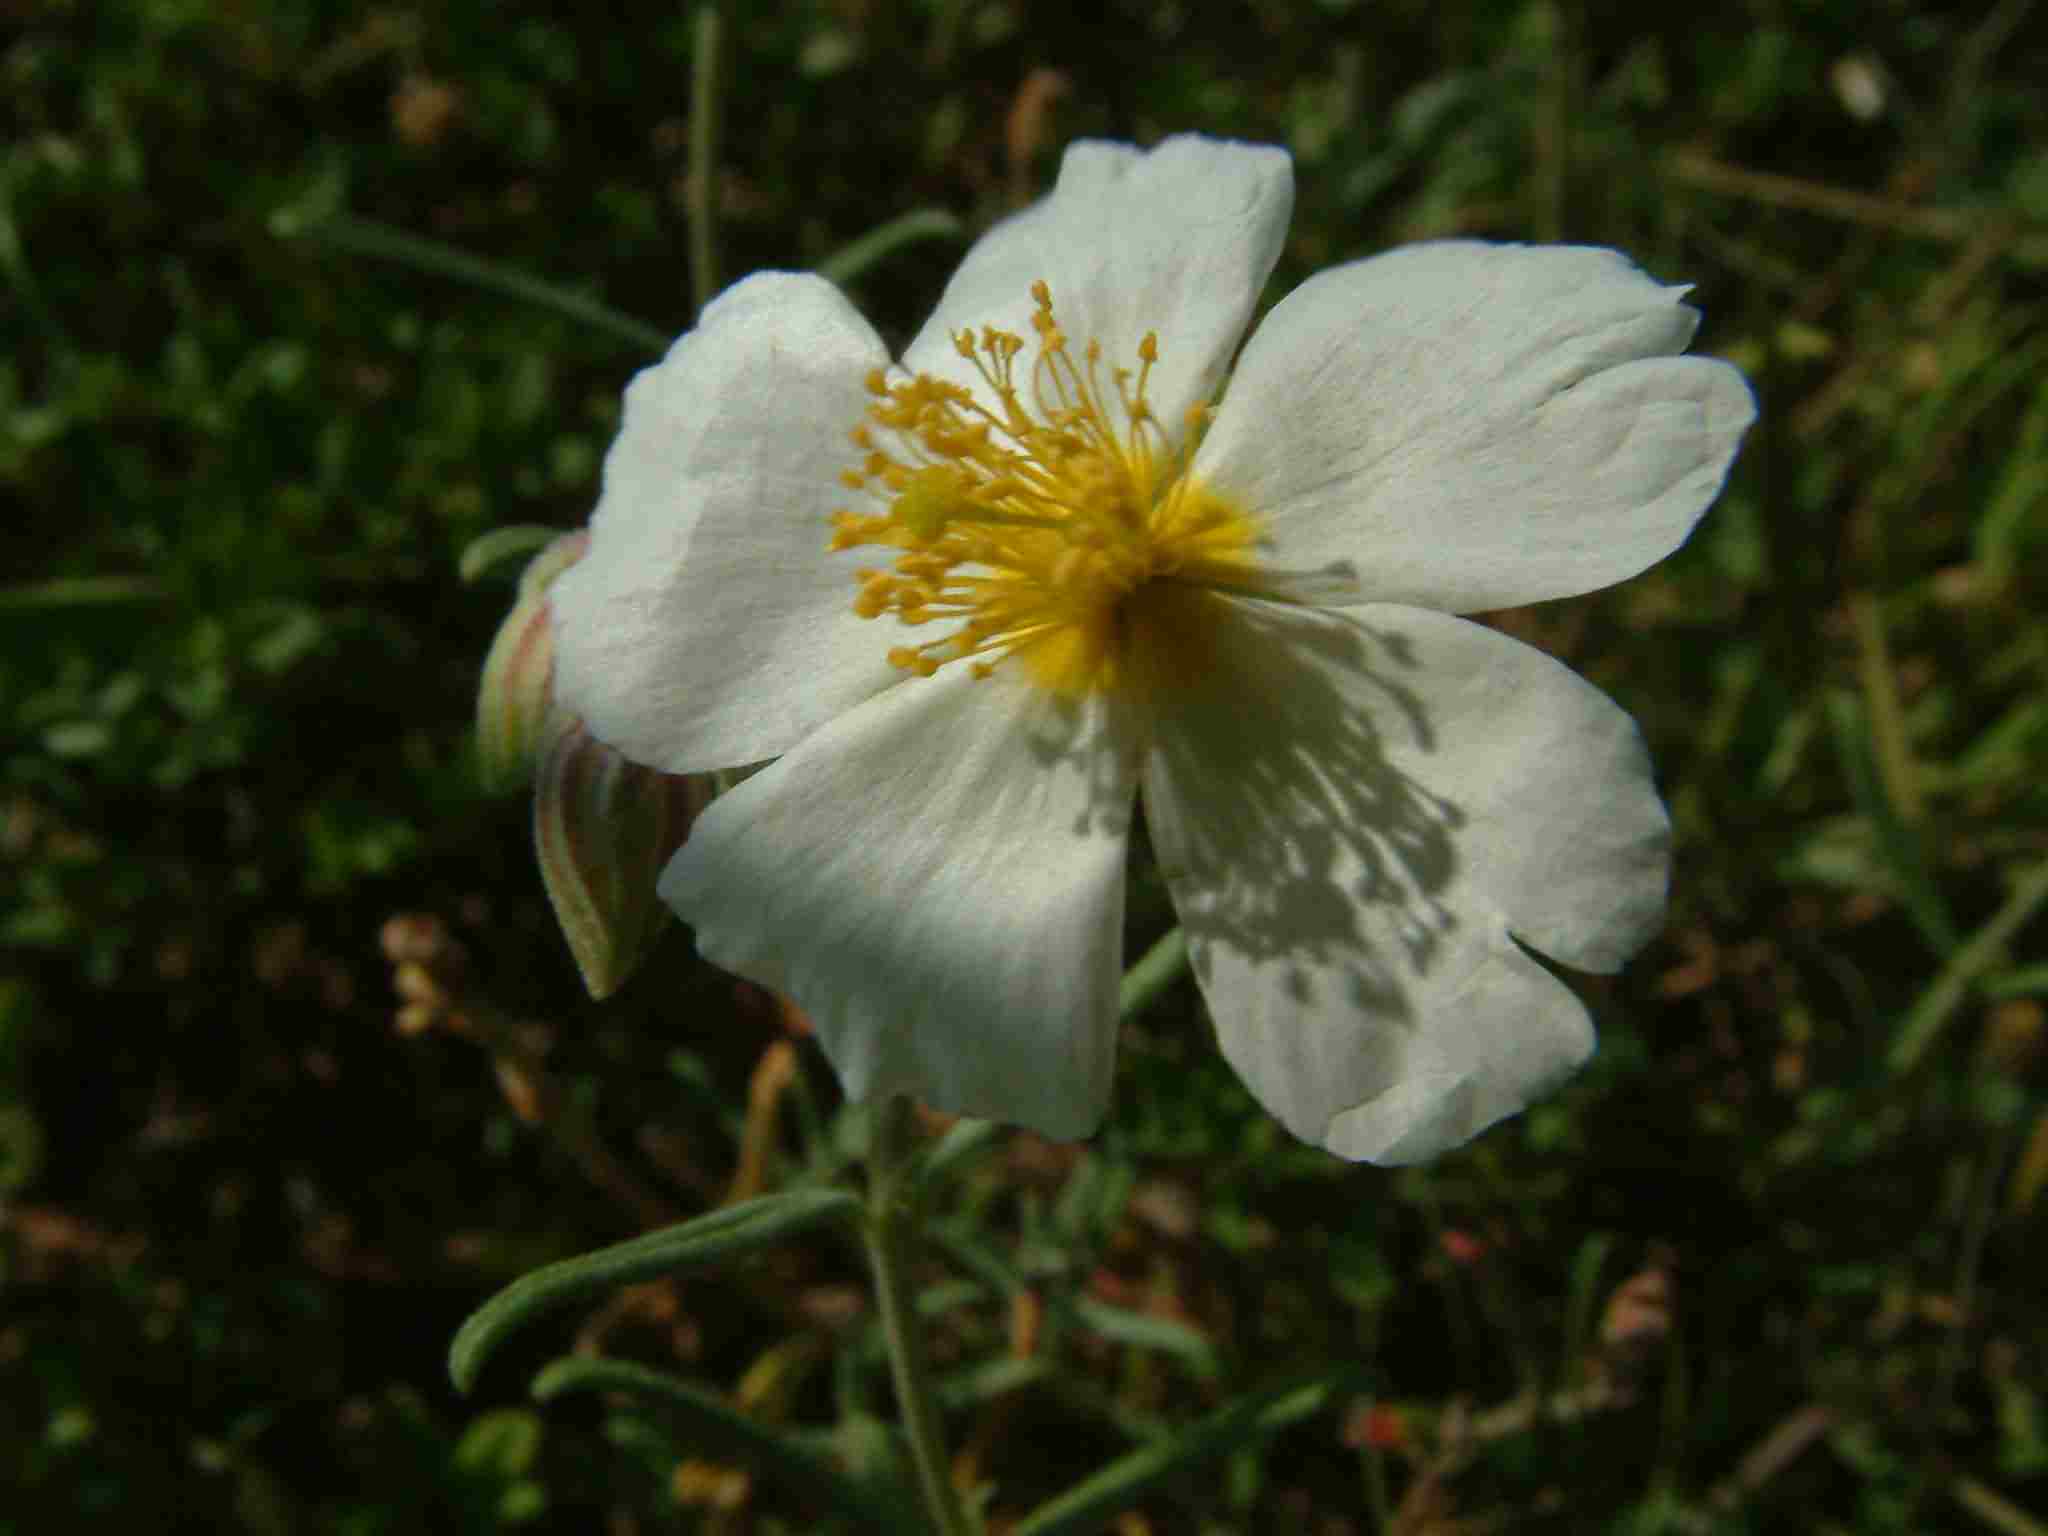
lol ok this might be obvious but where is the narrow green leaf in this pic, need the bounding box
[460,526,564,586]
[1849,594,1922,826]
[454,1408,545,1478]
[936,1356,1051,1412]
[531,1357,902,1532]
[283,210,671,354]
[0,576,166,612]
[1949,1473,2048,1536]
[929,1220,1031,1297]
[0,163,68,348]
[914,1280,987,1319]
[1071,1296,1220,1379]
[1824,690,1957,956]
[1950,697,2048,791]
[1975,388,2048,577]
[1558,1231,1614,1391]
[915,1116,1001,1194]
[1119,927,1189,1020]
[1010,1369,1356,1536]
[449,1188,859,1393]
[1889,858,2048,1075]
[1986,965,2048,1001]
[818,208,966,287]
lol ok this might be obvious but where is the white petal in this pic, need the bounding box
[1142,599,1668,1164]
[900,135,1293,444]
[551,272,901,774]
[662,668,1140,1139]
[1192,242,1756,613]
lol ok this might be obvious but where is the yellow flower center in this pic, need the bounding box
[829,281,1264,697]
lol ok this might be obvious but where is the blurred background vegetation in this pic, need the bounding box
[4,0,2046,1530]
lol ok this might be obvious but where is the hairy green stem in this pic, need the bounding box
[864,1096,974,1536]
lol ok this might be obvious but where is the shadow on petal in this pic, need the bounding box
[1147,596,1467,999]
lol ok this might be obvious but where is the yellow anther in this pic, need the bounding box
[832,280,1258,694]
[893,467,967,543]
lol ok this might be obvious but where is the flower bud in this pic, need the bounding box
[475,531,589,793]
[533,712,717,999]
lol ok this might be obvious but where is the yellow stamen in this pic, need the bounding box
[830,283,1265,696]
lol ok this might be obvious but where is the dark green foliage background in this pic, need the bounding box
[4,0,2045,1531]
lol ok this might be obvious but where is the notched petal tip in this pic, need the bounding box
[1144,602,1660,1167]
[1195,239,1759,615]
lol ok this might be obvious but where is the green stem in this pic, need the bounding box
[864,1097,975,1536]
[688,4,723,316]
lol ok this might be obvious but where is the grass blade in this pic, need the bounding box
[1824,690,1957,956]
[1888,857,2048,1075]
[1010,1369,1355,1536]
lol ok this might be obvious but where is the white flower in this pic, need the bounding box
[551,135,1755,1163]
